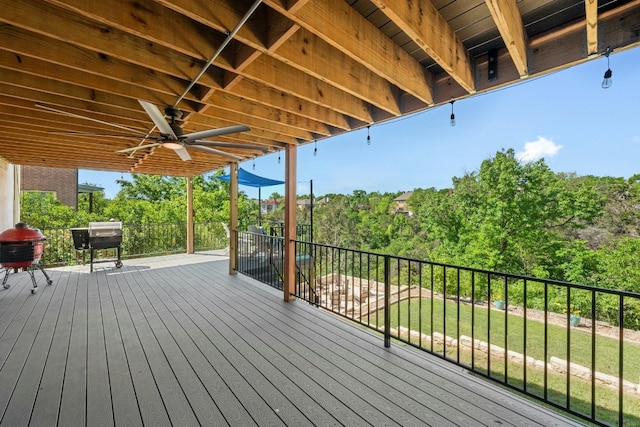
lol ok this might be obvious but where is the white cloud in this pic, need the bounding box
[517,136,562,162]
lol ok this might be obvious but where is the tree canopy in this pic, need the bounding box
[20,149,640,295]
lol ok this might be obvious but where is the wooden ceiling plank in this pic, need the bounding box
[2,0,353,132]
[265,9,300,52]
[157,0,400,116]
[0,105,143,136]
[41,0,373,124]
[0,40,192,102]
[194,107,308,142]
[0,30,199,101]
[485,0,529,77]
[230,78,351,131]
[207,90,331,136]
[585,0,598,56]
[370,0,476,92]
[0,0,223,91]
[1,47,302,146]
[241,55,372,123]
[272,28,401,116]
[265,0,435,105]
[43,0,217,59]
[0,83,156,127]
[0,56,197,113]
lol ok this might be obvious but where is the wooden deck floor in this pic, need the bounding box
[0,252,585,426]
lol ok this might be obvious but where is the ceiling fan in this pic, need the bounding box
[37,101,259,161]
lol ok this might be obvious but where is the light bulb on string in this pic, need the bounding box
[601,46,613,89]
[313,139,317,156]
[252,158,255,170]
[277,152,281,164]
[367,125,371,145]
[449,100,456,127]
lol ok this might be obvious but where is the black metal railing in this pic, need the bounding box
[288,240,640,427]
[38,222,228,267]
[236,229,314,292]
[263,222,313,242]
[236,230,284,289]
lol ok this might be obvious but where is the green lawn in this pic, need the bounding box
[369,297,640,426]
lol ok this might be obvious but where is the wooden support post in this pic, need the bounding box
[186,176,194,254]
[229,162,239,275]
[284,144,297,301]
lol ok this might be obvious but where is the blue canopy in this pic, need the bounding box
[217,167,284,188]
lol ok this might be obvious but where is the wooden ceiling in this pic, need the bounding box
[1,0,639,177]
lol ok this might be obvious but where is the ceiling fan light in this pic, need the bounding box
[163,141,183,150]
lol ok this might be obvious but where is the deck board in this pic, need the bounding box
[30,271,75,426]
[0,269,68,426]
[0,253,586,426]
[58,268,88,426]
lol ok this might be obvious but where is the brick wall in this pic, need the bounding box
[21,166,78,208]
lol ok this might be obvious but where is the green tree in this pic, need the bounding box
[412,149,605,277]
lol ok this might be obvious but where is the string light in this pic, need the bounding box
[449,100,456,127]
[252,158,255,170]
[313,139,317,156]
[367,125,371,145]
[277,151,281,164]
[601,46,613,89]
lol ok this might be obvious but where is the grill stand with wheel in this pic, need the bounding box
[1,248,53,293]
[0,223,53,293]
[85,222,124,272]
[71,223,124,272]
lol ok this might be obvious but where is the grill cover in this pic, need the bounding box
[88,221,123,237]
[88,222,123,250]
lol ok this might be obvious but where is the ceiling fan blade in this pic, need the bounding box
[36,104,149,136]
[138,100,177,139]
[190,140,269,153]
[117,143,162,153]
[189,144,243,161]
[174,146,192,161]
[182,124,250,142]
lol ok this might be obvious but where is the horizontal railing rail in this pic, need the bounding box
[37,222,228,267]
[288,240,640,427]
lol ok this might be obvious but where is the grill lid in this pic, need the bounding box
[0,223,45,244]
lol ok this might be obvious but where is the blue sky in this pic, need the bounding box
[80,47,639,200]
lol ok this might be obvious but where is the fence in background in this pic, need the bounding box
[39,222,228,267]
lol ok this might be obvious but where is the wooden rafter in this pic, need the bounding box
[265,0,435,107]
[0,0,638,177]
[585,0,599,56]
[370,0,475,93]
[485,0,529,77]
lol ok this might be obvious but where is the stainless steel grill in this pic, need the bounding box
[71,222,123,272]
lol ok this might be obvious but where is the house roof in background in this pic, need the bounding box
[78,183,104,193]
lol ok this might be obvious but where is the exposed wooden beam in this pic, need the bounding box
[159,0,400,116]
[485,0,529,77]
[585,0,598,56]
[42,0,373,123]
[273,28,401,116]
[370,0,476,92]
[2,0,353,133]
[264,0,435,105]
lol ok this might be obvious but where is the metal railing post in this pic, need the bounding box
[384,255,391,348]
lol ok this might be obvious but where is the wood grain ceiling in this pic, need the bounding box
[1,0,639,177]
